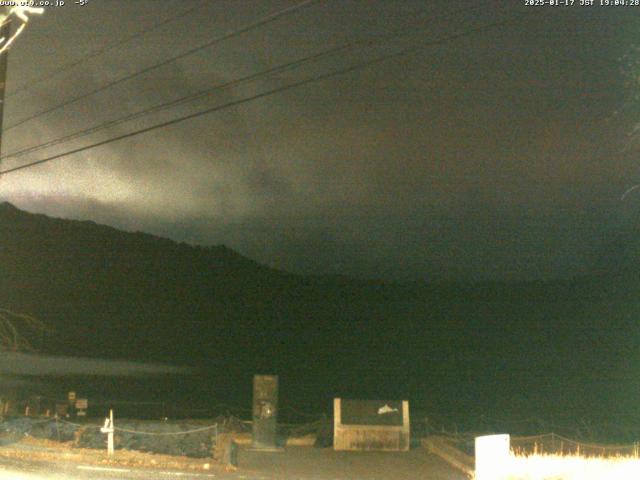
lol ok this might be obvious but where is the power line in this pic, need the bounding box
[7,0,206,100]
[0,2,490,165]
[0,13,522,177]
[3,0,319,132]
[0,12,525,178]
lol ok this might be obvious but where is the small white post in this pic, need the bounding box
[101,409,114,456]
[475,434,510,480]
[108,409,114,456]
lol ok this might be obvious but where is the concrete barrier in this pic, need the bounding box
[333,398,410,452]
[422,436,474,477]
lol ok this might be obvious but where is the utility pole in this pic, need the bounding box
[0,18,10,159]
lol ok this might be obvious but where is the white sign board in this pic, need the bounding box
[475,434,510,480]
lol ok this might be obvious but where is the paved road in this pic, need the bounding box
[0,446,469,479]
[0,456,224,480]
[237,446,468,480]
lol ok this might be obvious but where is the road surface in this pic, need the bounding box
[0,455,221,480]
[0,444,469,479]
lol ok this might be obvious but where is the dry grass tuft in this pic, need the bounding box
[500,452,640,480]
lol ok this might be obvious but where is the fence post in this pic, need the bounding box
[475,434,510,480]
[100,409,114,456]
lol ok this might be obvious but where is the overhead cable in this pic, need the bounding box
[0,12,525,177]
[3,0,319,132]
[0,2,490,164]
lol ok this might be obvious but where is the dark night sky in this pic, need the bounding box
[0,0,639,281]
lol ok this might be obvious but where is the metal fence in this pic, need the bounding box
[0,415,220,458]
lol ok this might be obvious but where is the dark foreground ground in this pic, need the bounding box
[237,446,467,480]
[0,441,468,480]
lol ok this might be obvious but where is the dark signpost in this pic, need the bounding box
[251,374,280,451]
